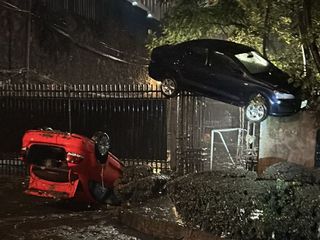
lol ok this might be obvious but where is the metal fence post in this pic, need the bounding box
[68,85,72,133]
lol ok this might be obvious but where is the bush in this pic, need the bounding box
[167,165,320,240]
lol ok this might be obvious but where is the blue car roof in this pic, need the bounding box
[176,39,255,55]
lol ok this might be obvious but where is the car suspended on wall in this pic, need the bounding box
[148,39,306,122]
[20,128,123,204]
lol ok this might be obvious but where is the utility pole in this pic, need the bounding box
[25,0,32,82]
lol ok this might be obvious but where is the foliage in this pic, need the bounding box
[261,179,320,240]
[168,169,320,240]
[147,0,320,106]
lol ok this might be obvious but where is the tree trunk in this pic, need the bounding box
[262,0,271,58]
[298,12,311,77]
[303,0,320,74]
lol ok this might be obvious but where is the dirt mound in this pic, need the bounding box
[114,165,170,204]
[167,166,320,240]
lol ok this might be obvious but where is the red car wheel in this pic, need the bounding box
[91,132,111,164]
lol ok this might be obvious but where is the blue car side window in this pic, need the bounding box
[210,52,242,74]
[184,47,209,67]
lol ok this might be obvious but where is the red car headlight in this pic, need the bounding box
[66,152,84,164]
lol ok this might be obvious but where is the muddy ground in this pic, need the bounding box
[3,162,320,240]
[0,174,156,240]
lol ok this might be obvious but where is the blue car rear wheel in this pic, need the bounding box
[161,78,178,97]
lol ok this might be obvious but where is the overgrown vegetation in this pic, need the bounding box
[148,0,320,109]
[167,163,320,240]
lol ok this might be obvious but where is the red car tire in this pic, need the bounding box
[91,131,111,164]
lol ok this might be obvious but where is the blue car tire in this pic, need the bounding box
[161,78,178,97]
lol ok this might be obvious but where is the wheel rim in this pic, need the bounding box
[245,101,267,122]
[97,135,110,156]
[161,79,176,96]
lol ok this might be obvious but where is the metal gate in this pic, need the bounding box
[0,83,168,172]
[169,93,260,174]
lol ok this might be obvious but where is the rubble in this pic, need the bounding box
[30,223,142,240]
[114,165,170,203]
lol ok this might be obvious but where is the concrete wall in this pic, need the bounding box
[259,111,319,168]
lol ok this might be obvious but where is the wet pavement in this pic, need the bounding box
[0,174,155,240]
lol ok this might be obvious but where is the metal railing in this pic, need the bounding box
[0,153,27,176]
[0,83,164,99]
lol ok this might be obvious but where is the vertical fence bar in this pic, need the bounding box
[68,85,72,133]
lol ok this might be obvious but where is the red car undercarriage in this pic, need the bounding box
[20,129,123,203]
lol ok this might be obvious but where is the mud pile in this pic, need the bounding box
[114,165,170,203]
[167,163,320,240]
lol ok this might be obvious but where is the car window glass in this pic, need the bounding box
[235,51,270,74]
[184,47,209,66]
[209,51,241,73]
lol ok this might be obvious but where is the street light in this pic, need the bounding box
[131,1,138,6]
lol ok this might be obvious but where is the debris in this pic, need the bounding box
[114,165,170,203]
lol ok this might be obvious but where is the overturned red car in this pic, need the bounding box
[20,129,123,203]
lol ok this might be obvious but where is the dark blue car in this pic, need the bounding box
[148,39,306,122]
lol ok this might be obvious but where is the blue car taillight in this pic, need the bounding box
[66,152,84,164]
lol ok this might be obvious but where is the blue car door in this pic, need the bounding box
[206,51,247,105]
[179,46,247,104]
[180,46,227,97]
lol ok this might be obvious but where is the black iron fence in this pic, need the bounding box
[0,153,26,176]
[177,148,208,175]
[0,83,168,172]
